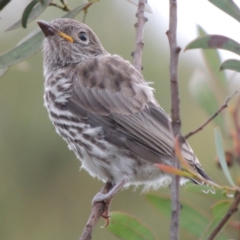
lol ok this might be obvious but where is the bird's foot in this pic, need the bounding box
[92,179,126,227]
[92,192,112,227]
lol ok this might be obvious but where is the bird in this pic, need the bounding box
[37,18,212,205]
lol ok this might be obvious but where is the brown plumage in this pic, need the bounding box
[38,19,212,202]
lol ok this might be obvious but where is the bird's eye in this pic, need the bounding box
[78,31,88,42]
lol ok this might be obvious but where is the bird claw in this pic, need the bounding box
[92,180,126,227]
[92,191,113,227]
[100,212,111,228]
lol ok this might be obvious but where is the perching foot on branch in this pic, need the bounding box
[92,179,126,227]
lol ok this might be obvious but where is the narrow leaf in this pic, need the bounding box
[184,184,216,193]
[197,26,227,89]
[156,164,194,178]
[201,200,231,239]
[108,212,157,240]
[0,67,8,77]
[189,70,225,132]
[214,128,235,186]
[0,30,43,69]
[145,194,222,239]
[185,35,240,56]
[209,0,240,23]
[220,59,240,73]
[0,0,11,11]
[0,2,94,74]
[174,136,194,171]
[22,0,40,28]
[6,0,53,31]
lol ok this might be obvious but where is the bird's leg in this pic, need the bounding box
[92,179,126,226]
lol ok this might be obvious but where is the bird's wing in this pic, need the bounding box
[67,55,202,171]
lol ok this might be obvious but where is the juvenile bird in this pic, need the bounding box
[37,18,212,204]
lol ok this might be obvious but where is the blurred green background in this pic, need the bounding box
[0,0,239,239]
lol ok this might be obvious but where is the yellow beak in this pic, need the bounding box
[37,20,74,43]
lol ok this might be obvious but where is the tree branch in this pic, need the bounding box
[50,0,70,12]
[79,182,113,240]
[166,1,181,240]
[207,191,240,240]
[185,91,237,140]
[132,0,147,72]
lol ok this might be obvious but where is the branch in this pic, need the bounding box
[185,91,237,140]
[132,0,147,72]
[50,0,70,12]
[166,1,181,240]
[207,191,240,240]
[79,182,113,240]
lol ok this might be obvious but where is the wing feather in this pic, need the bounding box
[67,55,203,170]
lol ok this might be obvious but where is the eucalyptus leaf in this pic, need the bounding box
[184,184,216,193]
[22,0,41,28]
[197,26,227,89]
[108,212,157,240]
[0,0,11,11]
[201,200,231,239]
[189,70,225,132]
[0,2,94,76]
[185,35,240,56]
[214,128,235,186]
[220,59,240,73]
[209,0,240,23]
[184,184,227,201]
[0,67,8,77]
[6,0,53,31]
[145,194,216,239]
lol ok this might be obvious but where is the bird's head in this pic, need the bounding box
[37,18,107,73]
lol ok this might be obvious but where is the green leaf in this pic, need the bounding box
[185,35,240,56]
[184,184,216,193]
[197,26,227,89]
[220,59,240,73]
[108,212,157,240]
[184,184,227,201]
[22,0,40,28]
[189,70,225,132]
[6,0,53,31]
[0,67,8,77]
[0,30,43,76]
[209,0,240,23]
[0,0,11,11]
[0,2,94,76]
[145,194,211,238]
[200,200,231,239]
[214,128,235,186]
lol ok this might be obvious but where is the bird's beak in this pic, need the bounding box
[37,20,74,43]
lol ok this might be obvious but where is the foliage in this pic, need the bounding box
[107,0,240,239]
[0,0,95,76]
[1,0,240,240]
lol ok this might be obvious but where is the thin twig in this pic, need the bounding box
[132,0,147,72]
[185,91,237,140]
[166,0,181,240]
[50,1,70,12]
[60,0,71,11]
[207,191,240,240]
[79,182,113,240]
